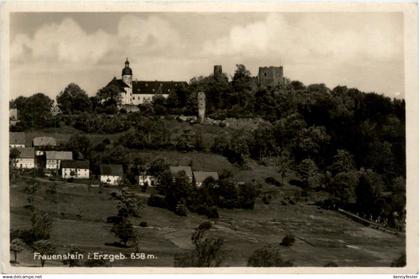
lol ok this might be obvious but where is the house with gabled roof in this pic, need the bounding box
[100,164,123,185]
[193,171,219,188]
[45,151,72,169]
[12,147,35,169]
[10,132,26,148]
[61,160,90,179]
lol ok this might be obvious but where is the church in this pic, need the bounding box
[106,59,187,109]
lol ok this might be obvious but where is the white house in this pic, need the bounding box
[137,173,158,187]
[61,160,90,179]
[45,151,73,170]
[100,164,123,185]
[12,147,35,169]
[193,171,219,188]
[10,132,26,148]
[169,166,193,183]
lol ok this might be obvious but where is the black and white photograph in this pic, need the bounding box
[1,2,418,274]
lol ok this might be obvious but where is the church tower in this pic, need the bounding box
[121,58,133,105]
[122,58,133,87]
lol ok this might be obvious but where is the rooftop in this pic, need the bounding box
[46,151,73,160]
[33,136,57,147]
[15,147,35,159]
[169,166,193,177]
[10,132,26,145]
[100,164,123,176]
[61,160,90,169]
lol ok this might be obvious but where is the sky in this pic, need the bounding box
[10,12,404,100]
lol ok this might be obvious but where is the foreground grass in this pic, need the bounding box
[10,175,404,267]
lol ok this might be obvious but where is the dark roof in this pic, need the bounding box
[46,151,73,160]
[106,78,187,95]
[33,136,57,146]
[100,164,123,176]
[169,166,193,177]
[16,147,35,159]
[10,132,26,144]
[132,81,187,95]
[61,160,89,169]
[122,66,132,76]
[107,77,129,90]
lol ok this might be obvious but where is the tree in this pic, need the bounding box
[174,222,226,267]
[67,134,92,159]
[275,151,293,183]
[328,149,356,175]
[237,183,257,209]
[111,219,135,247]
[31,210,52,240]
[18,93,54,128]
[355,169,384,216]
[57,83,91,114]
[33,240,56,267]
[10,238,25,263]
[96,83,121,114]
[176,128,197,152]
[247,245,293,267]
[329,171,359,205]
[296,159,319,188]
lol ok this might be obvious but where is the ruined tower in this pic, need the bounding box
[197,92,206,123]
[258,66,284,87]
[213,65,223,79]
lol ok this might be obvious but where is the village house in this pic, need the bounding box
[169,166,193,183]
[193,171,219,188]
[33,136,57,155]
[137,173,158,187]
[100,164,123,185]
[61,160,90,179]
[45,151,73,170]
[12,147,35,169]
[10,132,26,148]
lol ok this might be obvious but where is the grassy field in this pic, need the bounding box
[10,175,405,268]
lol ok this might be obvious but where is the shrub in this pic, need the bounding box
[106,216,122,224]
[175,203,188,216]
[280,234,295,247]
[139,221,148,227]
[262,194,272,205]
[265,177,282,187]
[247,245,293,267]
[147,194,167,208]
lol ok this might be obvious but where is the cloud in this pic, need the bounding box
[200,13,402,64]
[11,15,183,64]
[11,18,114,63]
[117,15,184,54]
